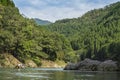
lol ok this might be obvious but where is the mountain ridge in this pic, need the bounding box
[34,18,52,25]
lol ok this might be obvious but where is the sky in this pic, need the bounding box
[13,0,120,22]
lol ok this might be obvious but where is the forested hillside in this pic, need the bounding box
[46,2,120,62]
[0,0,74,66]
[0,0,120,67]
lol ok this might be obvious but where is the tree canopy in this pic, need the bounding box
[0,0,73,65]
[46,1,120,62]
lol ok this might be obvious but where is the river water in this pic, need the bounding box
[0,68,119,80]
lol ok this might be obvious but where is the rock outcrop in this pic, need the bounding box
[0,54,38,68]
[24,60,37,68]
[64,58,119,71]
[98,60,118,71]
[0,54,21,68]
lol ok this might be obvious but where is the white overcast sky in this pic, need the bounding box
[13,0,120,22]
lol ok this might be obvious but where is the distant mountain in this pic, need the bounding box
[34,18,52,25]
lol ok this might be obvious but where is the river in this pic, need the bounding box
[0,68,119,80]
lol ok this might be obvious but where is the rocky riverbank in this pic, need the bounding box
[0,54,37,68]
[0,54,66,68]
[40,60,66,68]
[0,54,21,68]
[64,59,120,71]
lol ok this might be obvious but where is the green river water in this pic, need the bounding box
[0,68,119,80]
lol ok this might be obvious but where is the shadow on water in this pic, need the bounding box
[0,68,120,80]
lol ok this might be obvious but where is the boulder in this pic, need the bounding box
[64,63,77,70]
[76,59,101,71]
[64,59,119,71]
[15,64,25,69]
[98,60,118,71]
[64,59,101,71]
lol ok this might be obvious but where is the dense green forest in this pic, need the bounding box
[46,2,120,62]
[0,0,74,66]
[0,0,120,66]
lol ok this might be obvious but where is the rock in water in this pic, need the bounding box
[64,63,77,70]
[64,58,119,71]
[64,59,101,71]
[15,64,25,69]
[98,60,118,71]
[76,59,101,71]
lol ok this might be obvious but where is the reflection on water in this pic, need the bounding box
[0,68,120,80]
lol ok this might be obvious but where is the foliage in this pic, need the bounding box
[0,0,120,66]
[46,2,120,62]
[0,0,73,65]
[0,0,15,7]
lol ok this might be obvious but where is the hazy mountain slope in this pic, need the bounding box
[34,18,52,25]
